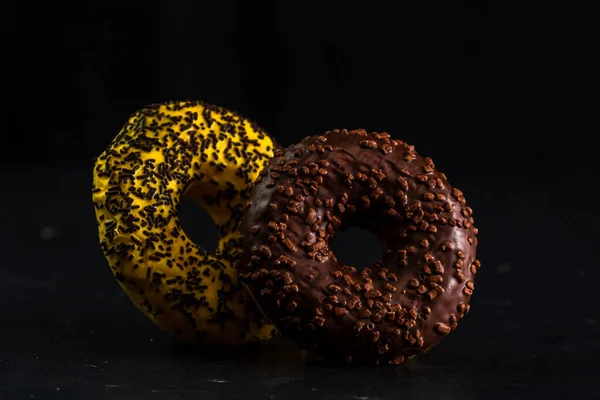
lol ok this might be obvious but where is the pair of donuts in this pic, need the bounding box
[93,101,479,364]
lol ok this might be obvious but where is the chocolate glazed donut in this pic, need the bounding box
[237,129,480,365]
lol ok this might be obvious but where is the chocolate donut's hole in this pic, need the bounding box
[332,227,382,271]
[178,197,218,252]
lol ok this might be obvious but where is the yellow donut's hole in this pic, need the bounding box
[183,180,233,228]
[178,195,218,253]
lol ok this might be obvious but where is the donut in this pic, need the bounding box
[237,129,480,364]
[92,100,277,345]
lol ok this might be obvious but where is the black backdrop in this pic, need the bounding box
[1,2,600,397]
[2,2,595,177]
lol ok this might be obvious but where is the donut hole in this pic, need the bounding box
[178,197,218,252]
[331,227,383,271]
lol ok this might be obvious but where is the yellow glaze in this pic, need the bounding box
[92,100,277,345]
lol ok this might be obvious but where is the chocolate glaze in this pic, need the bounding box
[237,129,480,365]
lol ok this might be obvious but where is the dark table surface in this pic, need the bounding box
[1,167,599,399]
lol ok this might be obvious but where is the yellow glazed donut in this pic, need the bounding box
[92,100,277,345]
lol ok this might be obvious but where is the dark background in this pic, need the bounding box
[2,2,595,176]
[1,2,599,399]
